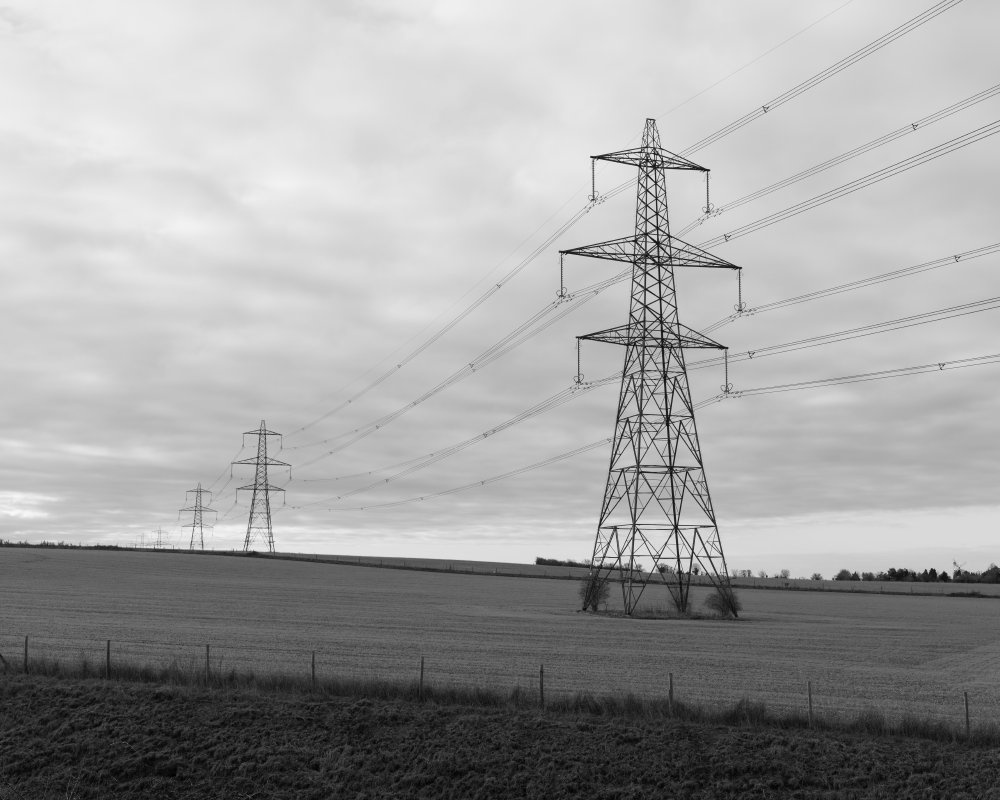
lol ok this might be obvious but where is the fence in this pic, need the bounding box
[2,632,991,740]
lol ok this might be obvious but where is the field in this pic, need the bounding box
[2,547,1000,728]
[5,676,1000,799]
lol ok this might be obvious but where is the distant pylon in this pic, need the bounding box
[179,483,216,550]
[232,420,289,553]
[151,527,169,549]
[562,118,741,616]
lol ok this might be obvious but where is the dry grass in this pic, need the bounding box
[14,652,1000,746]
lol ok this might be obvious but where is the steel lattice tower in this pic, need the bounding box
[179,483,216,550]
[562,118,740,616]
[232,420,289,553]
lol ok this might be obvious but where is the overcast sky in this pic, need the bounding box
[3,0,999,577]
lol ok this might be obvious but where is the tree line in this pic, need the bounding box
[831,563,1000,584]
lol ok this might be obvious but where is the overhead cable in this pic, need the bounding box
[699,118,1000,249]
[678,82,1000,236]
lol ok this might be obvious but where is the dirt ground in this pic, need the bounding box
[2,676,1000,799]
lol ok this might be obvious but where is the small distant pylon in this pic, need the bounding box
[151,527,169,549]
[179,483,216,550]
[232,420,289,553]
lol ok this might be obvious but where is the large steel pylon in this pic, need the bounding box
[562,118,740,616]
[232,420,289,553]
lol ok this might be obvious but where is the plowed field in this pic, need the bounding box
[3,676,1000,799]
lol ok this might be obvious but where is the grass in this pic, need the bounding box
[12,652,1000,747]
[5,548,1000,732]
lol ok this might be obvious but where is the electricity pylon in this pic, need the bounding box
[232,420,289,553]
[151,527,169,549]
[179,483,216,550]
[562,118,740,616]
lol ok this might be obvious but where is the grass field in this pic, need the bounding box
[2,547,999,728]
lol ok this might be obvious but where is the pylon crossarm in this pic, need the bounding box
[592,146,707,172]
[665,236,740,270]
[562,233,739,272]
[232,456,290,468]
[579,323,725,350]
[560,236,636,264]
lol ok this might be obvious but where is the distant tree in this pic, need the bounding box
[834,569,853,581]
[778,569,791,579]
[757,570,768,579]
[810,573,823,581]
[860,571,875,581]
[938,570,951,582]
[536,557,591,568]
[850,571,860,581]
[737,569,753,578]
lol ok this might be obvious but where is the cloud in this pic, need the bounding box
[2,0,999,571]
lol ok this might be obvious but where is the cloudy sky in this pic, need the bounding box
[3,0,999,577]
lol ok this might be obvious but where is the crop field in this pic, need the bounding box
[2,547,1000,729]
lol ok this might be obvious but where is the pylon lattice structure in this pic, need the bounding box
[232,420,289,554]
[179,483,216,551]
[562,118,741,616]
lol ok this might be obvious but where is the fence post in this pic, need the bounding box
[23,635,28,675]
[807,681,814,728]
[106,640,111,679]
[964,691,970,738]
[668,672,674,716]
[205,644,210,683]
[419,656,425,701]
[539,664,544,709]
[311,651,316,689]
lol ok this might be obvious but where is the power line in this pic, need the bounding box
[681,0,966,157]
[655,0,858,122]
[699,118,1000,249]
[678,82,1000,236]
[285,269,627,456]
[291,241,1000,483]
[594,0,968,206]
[286,201,598,438]
[292,352,1000,513]
[724,352,1000,399]
[283,3,946,446]
[289,375,622,508]
[702,241,1000,332]
[691,294,1000,372]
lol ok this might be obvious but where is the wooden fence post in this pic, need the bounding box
[807,681,814,728]
[668,672,674,716]
[965,691,970,738]
[539,664,544,709]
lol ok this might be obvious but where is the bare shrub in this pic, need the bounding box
[704,586,742,618]
[579,575,610,611]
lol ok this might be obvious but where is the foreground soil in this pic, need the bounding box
[2,677,999,799]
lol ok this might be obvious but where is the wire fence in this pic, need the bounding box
[2,631,995,739]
